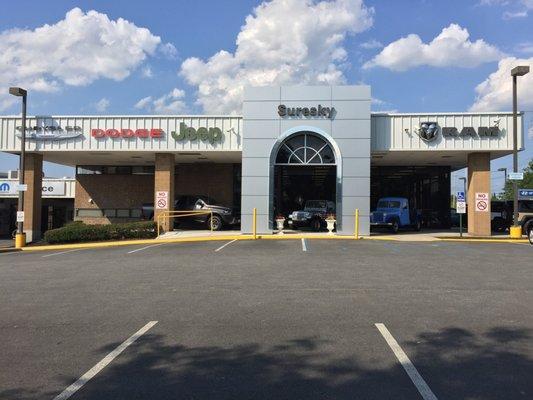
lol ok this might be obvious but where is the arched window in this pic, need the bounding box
[275,132,335,165]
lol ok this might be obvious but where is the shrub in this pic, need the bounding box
[44,221,157,244]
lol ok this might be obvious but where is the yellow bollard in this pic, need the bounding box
[252,208,257,239]
[510,226,522,239]
[15,233,26,248]
[355,209,359,240]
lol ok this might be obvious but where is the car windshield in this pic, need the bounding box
[305,200,326,209]
[377,200,401,209]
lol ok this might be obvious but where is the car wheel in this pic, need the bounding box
[528,226,533,245]
[207,215,223,231]
[311,218,322,232]
[390,220,399,234]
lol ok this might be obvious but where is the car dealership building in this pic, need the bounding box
[0,85,524,241]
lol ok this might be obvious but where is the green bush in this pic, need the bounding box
[44,221,157,244]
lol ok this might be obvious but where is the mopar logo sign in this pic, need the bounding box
[0,182,11,193]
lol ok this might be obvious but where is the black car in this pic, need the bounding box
[142,195,239,231]
[288,200,335,231]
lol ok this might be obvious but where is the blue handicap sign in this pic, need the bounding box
[457,191,465,202]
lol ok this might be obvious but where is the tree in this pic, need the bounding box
[499,159,533,200]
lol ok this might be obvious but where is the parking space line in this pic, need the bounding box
[301,238,307,252]
[42,249,82,258]
[215,239,237,252]
[375,323,438,400]
[127,243,165,254]
[52,321,158,400]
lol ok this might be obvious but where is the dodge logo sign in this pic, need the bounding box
[418,122,439,142]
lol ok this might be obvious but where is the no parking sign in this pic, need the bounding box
[155,191,169,210]
[475,192,489,212]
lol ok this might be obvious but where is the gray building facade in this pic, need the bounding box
[241,86,371,235]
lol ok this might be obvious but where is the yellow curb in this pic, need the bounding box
[21,235,255,252]
[19,233,529,252]
[258,234,361,240]
[439,238,528,244]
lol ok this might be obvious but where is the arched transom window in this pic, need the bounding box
[275,132,335,165]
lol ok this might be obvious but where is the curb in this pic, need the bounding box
[0,248,20,253]
[17,233,529,252]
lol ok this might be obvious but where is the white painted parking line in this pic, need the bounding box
[215,239,237,252]
[42,249,82,258]
[127,243,165,254]
[301,238,307,252]
[375,323,438,400]
[53,321,158,400]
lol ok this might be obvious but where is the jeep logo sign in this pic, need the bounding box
[171,123,223,144]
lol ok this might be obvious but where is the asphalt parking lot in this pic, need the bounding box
[0,239,531,399]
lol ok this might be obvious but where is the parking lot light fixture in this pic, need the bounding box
[9,87,28,248]
[510,66,529,238]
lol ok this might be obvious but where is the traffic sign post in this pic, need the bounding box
[508,172,524,181]
[457,191,466,237]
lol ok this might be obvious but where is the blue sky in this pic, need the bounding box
[0,0,532,194]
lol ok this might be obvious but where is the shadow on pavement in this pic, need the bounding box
[2,326,532,399]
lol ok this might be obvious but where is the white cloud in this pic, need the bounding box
[469,57,533,111]
[141,66,154,78]
[516,42,533,54]
[158,42,178,59]
[180,0,374,114]
[363,24,503,71]
[94,98,110,112]
[503,9,528,18]
[479,0,533,18]
[360,39,383,49]
[134,96,152,110]
[0,8,163,111]
[134,88,187,114]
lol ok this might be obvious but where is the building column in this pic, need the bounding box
[23,153,43,242]
[467,152,491,236]
[154,153,175,232]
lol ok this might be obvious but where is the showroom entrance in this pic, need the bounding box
[272,132,337,220]
[371,166,451,228]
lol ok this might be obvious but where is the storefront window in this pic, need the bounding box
[275,133,335,164]
[76,166,103,175]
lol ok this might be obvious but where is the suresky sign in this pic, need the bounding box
[278,104,336,119]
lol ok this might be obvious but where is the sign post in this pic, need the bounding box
[457,191,466,238]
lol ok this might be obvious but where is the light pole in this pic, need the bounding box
[9,87,27,248]
[497,167,507,184]
[510,66,529,238]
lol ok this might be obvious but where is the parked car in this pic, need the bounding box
[370,197,422,233]
[288,200,335,231]
[142,195,239,231]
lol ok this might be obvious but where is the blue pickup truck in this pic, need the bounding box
[370,197,422,233]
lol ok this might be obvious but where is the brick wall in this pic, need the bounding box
[75,163,236,224]
[175,164,234,207]
[75,174,153,224]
